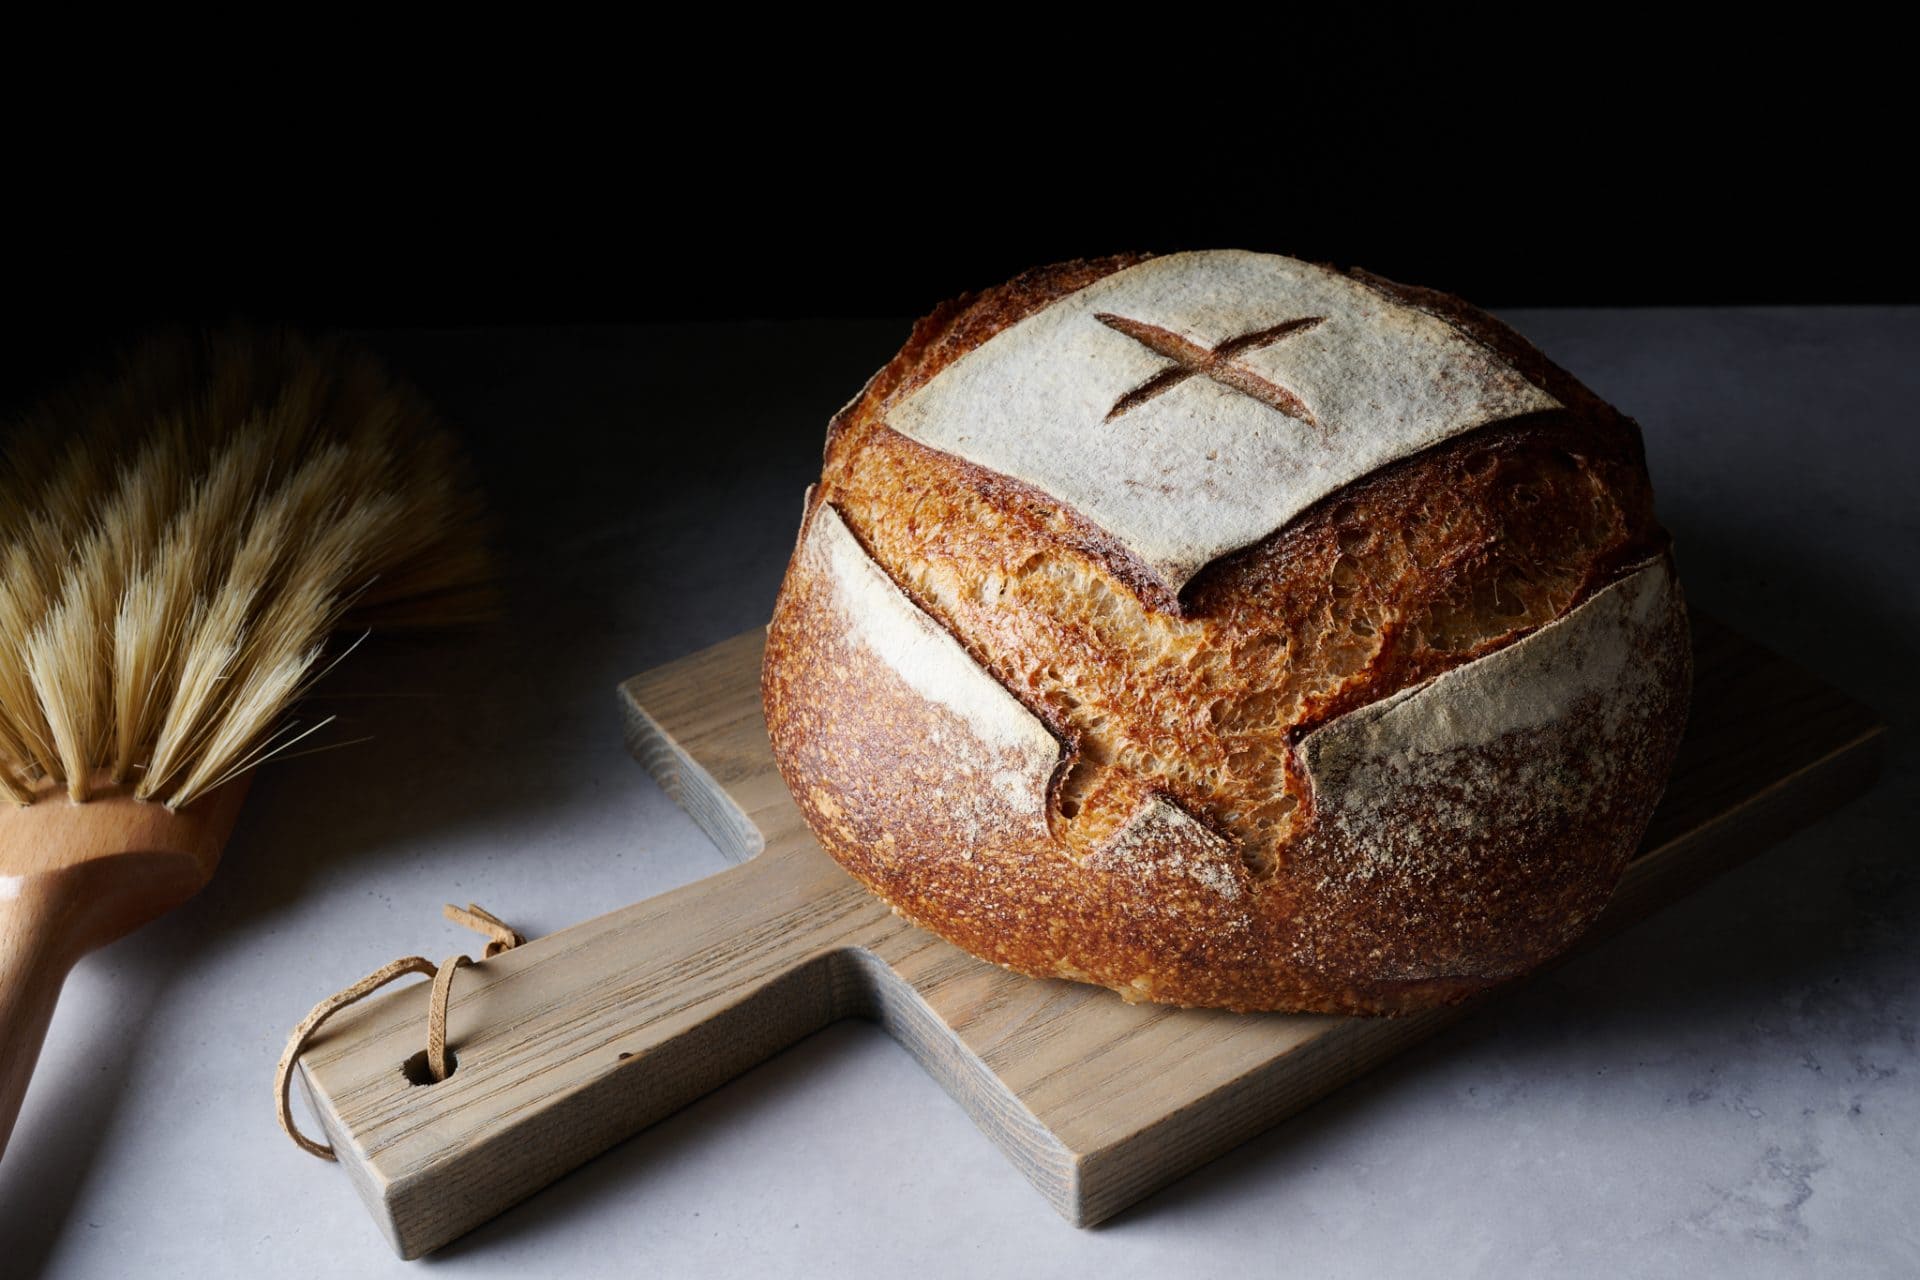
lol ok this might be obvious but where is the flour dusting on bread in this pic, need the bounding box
[808,502,1059,812]
[1085,793,1247,903]
[886,250,1560,593]
[1301,559,1687,887]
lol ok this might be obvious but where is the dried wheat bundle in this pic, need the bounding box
[0,329,486,809]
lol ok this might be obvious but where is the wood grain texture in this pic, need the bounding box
[297,616,1884,1258]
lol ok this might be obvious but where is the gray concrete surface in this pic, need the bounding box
[3,307,1913,1277]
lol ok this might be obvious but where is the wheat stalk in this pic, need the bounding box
[0,329,485,808]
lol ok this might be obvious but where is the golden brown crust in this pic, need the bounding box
[764,253,1691,1014]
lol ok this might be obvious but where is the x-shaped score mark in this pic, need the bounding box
[1096,312,1327,429]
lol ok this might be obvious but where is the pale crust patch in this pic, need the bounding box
[886,250,1560,593]
[804,503,1061,833]
[1291,557,1691,981]
[1083,793,1248,904]
[1301,558,1679,857]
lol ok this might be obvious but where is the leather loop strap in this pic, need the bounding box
[275,903,526,1160]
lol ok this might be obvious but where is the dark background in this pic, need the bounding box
[5,130,1907,412]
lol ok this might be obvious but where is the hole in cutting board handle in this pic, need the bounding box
[400,1049,457,1087]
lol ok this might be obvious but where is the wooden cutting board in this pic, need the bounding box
[296,615,1885,1258]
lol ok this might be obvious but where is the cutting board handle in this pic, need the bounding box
[293,837,896,1257]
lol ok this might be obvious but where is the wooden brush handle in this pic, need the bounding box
[0,781,249,1160]
[0,874,87,1156]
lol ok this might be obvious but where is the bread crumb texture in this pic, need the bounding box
[763,252,1690,1013]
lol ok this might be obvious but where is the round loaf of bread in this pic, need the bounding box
[762,250,1690,1015]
